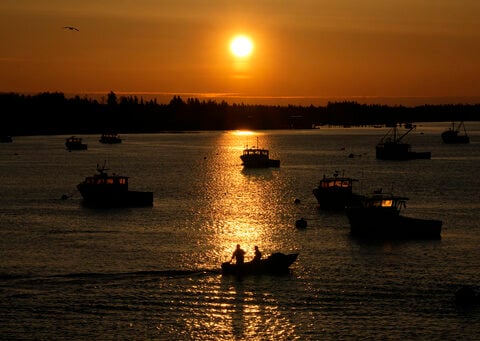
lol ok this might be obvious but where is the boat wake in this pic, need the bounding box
[0,269,222,283]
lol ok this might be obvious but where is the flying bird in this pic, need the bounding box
[62,26,79,31]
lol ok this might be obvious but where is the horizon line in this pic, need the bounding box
[2,91,480,107]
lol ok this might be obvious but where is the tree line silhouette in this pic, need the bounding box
[1,91,479,136]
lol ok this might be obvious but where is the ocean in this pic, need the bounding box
[1,123,479,340]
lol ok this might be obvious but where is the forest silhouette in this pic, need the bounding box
[1,91,479,136]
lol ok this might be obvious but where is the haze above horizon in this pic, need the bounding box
[1,1,480,106]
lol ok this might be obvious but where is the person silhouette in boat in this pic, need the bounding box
[253,245,262,263]
[231,244,246,266]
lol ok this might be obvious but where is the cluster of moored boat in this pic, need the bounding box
[68,122,469,277]
[65,133,122,151]
[309,121,470,239]
[312,171,442,240]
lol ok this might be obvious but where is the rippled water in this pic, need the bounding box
[1,123,479,340]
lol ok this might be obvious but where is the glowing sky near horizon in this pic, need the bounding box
[1,0,479,105]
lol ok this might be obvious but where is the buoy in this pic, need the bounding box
[295,217,307,229]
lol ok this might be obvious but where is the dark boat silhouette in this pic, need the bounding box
[346,190,442,240]
[99,133,122,144]
[221,252,298,276]
[65,136,87,151]
[313,171,362,210]
[376,124,431,160]
[77,163,153,208]
[240,138,280,168]
[441,121,470,144]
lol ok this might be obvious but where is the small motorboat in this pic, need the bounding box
[65,136,88,150]
[240,137,280,168]
[99,132,122,144]
[221,252,298,276]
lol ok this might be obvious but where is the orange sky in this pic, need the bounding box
[1,1,480,106]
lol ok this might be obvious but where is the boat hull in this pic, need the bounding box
[376,145,431,160]
[313,189,363,210]
[240,156,280,168]
[346,208,442,239]
[66,143,88,151]
[441,131,469,144]
[221,253,298,276]
[77,186,153,208]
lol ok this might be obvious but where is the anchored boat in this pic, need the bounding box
[376,124,431,160]
[441,121,470,144]
[346,190,442,239]
[77,163,153,208]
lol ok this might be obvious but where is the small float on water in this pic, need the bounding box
[295,217,307,229]
[455,286,479,306]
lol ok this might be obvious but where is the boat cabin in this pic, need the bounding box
[319,175,357,191]
[360,194,408,211]
[84,174,128,186]
[100,133,122,144]
[242,147,270,158]
[66,136,82,144]
[81,166,130,192]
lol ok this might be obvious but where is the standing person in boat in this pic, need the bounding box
[231,244,246,265]
[253,246,262,263]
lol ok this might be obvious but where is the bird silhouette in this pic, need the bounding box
[62,26,79,31]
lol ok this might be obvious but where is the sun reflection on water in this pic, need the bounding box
[172,275,299,340]
[183,131,297,270]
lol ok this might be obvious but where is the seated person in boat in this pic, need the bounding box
[231,244,246,265]
[253,246,262,263]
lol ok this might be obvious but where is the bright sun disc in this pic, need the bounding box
[230,36,254,58]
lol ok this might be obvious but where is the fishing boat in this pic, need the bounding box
[77,163,153,207]
[221,252,298,276]
[441,121,470,144]
[346,190,442,239]
[99,132,122,144]
[65,136,88,151]
[376,124,431,160]
[312,171,362,210]
[240,139,280,168]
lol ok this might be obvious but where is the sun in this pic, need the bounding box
[230,35,254,58]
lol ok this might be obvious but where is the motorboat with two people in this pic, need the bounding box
[222,244,298,276]
[240,137,280,168]
[441,121,470,144]
[346,189,442,240]
[313,170,362,210]
[65,136,88,151]
[77,162,153,208]
[376,124,431,160]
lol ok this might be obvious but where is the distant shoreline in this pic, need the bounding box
[2,91,480,107]
[1,92,479,136]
